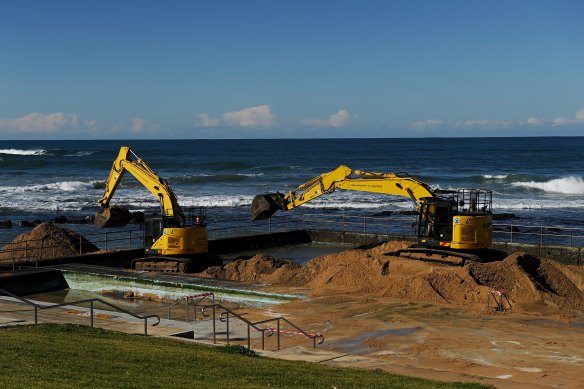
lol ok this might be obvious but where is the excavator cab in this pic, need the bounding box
[417,198,456,245]
[417,189,492,251]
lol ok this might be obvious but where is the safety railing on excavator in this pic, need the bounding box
[0,288,160,336]
[195,303,324,351]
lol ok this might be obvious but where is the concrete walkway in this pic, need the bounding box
[0,295,336,360]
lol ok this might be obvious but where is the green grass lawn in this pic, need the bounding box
[0,324,493,389]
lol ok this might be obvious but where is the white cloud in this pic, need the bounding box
[412,107,584,131]
[304,109,350,128]
[194,105,275,128]
[0,112,78,133]
[412,119,444,129]
[526,117,543,126]
[223,105,275,127]
[552,117,570,127]
[129,118,148,133]
[196,113,221,127]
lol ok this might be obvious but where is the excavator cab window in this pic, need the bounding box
[418,201,453,242]
[143,215,164,245]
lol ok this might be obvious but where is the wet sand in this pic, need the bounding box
[197,241,584,388]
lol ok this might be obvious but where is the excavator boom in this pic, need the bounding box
[251,165,493,262]
[95,146,185,228]
[251,166,435,221]
[94,146,211,273]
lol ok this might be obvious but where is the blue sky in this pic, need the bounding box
[1,1,583,139]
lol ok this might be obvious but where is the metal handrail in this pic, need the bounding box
[493,223,584,247]
[167,292,215,322]
[0,288,160,336]
[201,303,324,350]
[0,228,142,267]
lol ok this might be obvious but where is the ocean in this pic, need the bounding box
[1,137,583,243]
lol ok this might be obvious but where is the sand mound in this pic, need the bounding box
[200,254,301,284]
[468,252,584,311]
[198,241,584,314]
[0,223,99,262]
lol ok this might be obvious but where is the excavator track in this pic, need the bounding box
[384,248,481,266]
[132,257,194,273]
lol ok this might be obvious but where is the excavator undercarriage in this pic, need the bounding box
[384,248,480,266]
[132,256,195,273]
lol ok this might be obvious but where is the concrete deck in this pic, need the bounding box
[0,295,333,362]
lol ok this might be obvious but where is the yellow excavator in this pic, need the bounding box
[251,165,493,264]
[95,146,215,272]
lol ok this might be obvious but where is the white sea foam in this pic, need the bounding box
[0,180,98,194]
[64,151,97,157]
[511,176,584,195]
[0,148,47,156]
[482,174,508,179]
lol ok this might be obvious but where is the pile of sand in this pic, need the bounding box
[199,240,584,314]
[202,254,301,284]
[0,223,99,263]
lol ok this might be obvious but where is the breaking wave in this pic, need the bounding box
[511,176,584,195]
[0,180,98,194]
[482,174,508,179]
[0,148,47,156]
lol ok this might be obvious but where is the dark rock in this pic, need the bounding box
[492,213,521,220]
[53,215,67,224]
[130,211,144,224]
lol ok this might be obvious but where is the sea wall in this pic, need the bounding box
[492,241,582,265]
[1,229,580,271]
[208,230,311,254]
[0,268,68,295]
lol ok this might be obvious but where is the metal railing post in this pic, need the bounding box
[144,318,148,336]
[277,318,281,350]
[247,324,251,349]
[540,227,544,245]
[226,313,230,345]
[104,232,108,251]
[34,306,38,324]
[90,301,94,328]
[79,236,83,255]
[212,304,216,344]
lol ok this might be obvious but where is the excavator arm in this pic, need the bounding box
[95,146,185,228]
[251,165,436,221]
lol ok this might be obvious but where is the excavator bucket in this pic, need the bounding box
[94,205,132,228]
[251,193,288,221]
